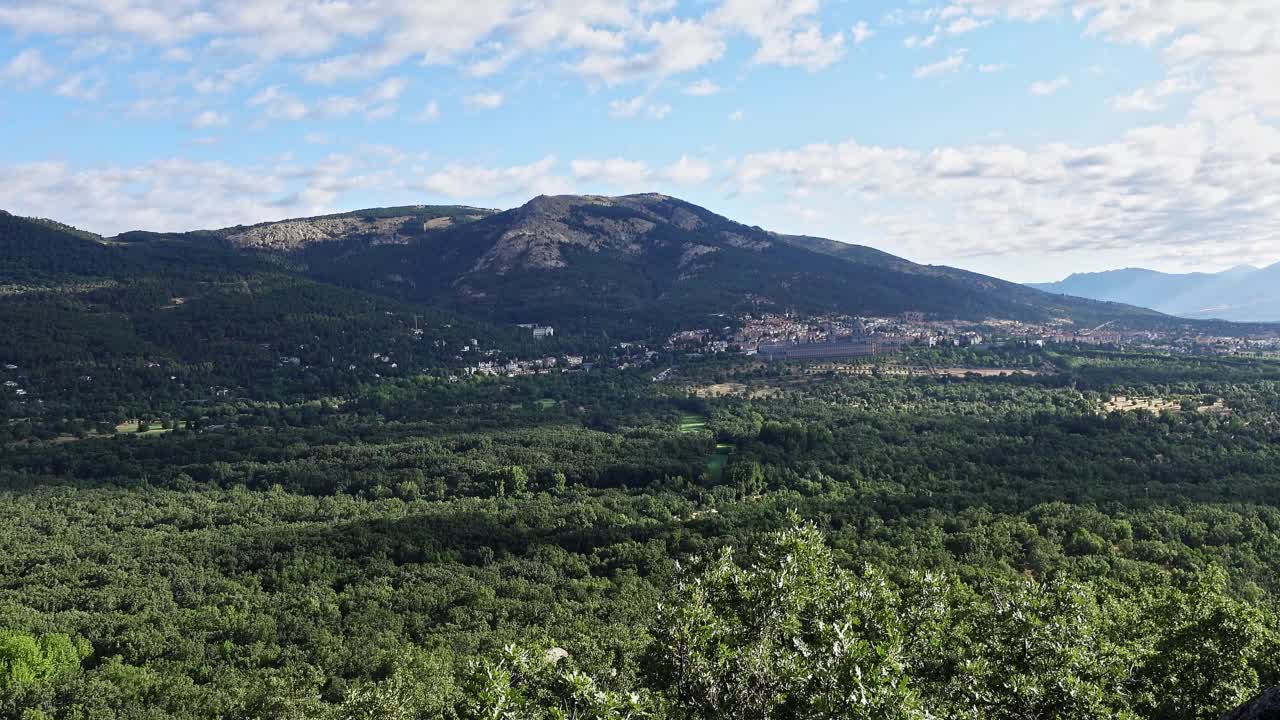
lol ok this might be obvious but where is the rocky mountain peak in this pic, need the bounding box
[467,194,771,276]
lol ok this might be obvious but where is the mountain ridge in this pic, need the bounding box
[1032,263,1280,322]
[281,193,1167,331]
[4,195,1170,335]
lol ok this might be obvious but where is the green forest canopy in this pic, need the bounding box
[3,347,1280,718]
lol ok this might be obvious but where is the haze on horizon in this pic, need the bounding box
[2,0,1278,284]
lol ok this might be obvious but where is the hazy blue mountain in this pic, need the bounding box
[1031,264,1280,322]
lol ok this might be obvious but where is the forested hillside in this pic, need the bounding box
[0,212,563,426]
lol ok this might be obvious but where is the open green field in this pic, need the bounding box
[678,413,707,433]
[708,443,734,481]
[676,413,730,479]
[508,399,560,410]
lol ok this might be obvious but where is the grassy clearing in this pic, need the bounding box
[678,413,708,433]
[510,399,560,411]
[677,413,731,480]
[708,443,734,481]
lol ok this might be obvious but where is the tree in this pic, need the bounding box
[1131,569,1280,720]
[459,645,651,720]
[491,466,529,498]
[947,580,1135,720]
[644,522,922,720]
[0,631,87,700]
[726,461,764,498]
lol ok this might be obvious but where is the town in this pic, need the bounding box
[661,312,1280,361]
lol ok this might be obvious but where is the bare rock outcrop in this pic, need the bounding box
[226,216,413,250]
[468,193,760,275]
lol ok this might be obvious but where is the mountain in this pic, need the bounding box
[133,193,1161,333]
[0,212,519,402]
[1031,264,1280,322]
[113,204,498,276]
[6,194,1173,348]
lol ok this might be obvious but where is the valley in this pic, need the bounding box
[3,199,1280,719]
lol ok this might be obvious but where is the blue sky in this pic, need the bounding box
[2,0,1278,282]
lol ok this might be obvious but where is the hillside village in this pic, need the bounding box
[659,312,1280,361]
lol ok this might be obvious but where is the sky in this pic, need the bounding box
[1,0,1279,283]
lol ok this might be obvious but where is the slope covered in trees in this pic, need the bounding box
[0,211,543,422]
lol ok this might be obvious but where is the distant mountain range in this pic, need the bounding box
[97,193,1162,334]
[1030,264,1280,322]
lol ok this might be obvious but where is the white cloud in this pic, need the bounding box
[416,100,442,122]
[714,0,847,70]
[0,0,867,100]
[1029,75,1070,95]
[313,77,407,120]
[55,73,103,101]
[927,1,1280,119]
[914,51,967,78]
[571,16,726,86]
[2,48,56,88]
[663,155,714,184]
[1111,74,1199,111]
[422,155,569,199]
[608,95,670,119]
[163,47,192,63]
[730,116,1280,267]
[571,157,653,186]
[190,110,229,128]
[249,85,309,121]
[729,109,745,121]
[464,92,505,111]
[647,17,728,74]
[190,65,258,95]
[751,24,846,70]
[368,76,407,103]
[615,97,650,118]
[946,17,991,34]
[851,21,874,45]
[904,33,938,49]
[940,0,1061,23]
[682,78,721,96]
[318,95,362,117]
[127,96,189,119]
[0,154,400,235]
